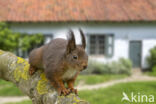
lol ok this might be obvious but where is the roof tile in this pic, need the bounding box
[0,0,155,22]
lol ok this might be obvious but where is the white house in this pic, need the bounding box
[1,0,156,69]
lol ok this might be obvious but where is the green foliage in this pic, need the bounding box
[152,66,156,73]
[147,46,156,71]
[0,22,44,52]
[79,81,156,104]
[146,66,156,76]
[0,22,20,51]
[19,33,44,51]
[81,58,132,75]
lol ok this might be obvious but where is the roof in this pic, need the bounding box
[0,0,156,22]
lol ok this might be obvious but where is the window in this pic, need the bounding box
[88,34,114,57]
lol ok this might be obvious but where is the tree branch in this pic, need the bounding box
[0,50,89,104]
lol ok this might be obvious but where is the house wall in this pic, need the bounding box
[10,22,156,69]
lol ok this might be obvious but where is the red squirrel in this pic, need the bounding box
[29,29,88,95]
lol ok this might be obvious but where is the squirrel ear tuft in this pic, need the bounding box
[66,30,76,54]
[79,29,86,49]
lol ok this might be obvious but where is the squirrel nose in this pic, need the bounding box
[83,65,87,69]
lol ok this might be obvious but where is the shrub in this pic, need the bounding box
[152,66,156,73]
[19,33,44,52]
[81,58,132,75]
[0,22,19,51]
[0,22,44,55]
[147,46,156,71]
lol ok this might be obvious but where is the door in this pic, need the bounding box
[129,41,142,68]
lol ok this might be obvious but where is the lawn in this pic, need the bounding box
[79,81,156,104]
[0,74,127,96]
[76,74,128,85]
[6,100,32,104]
[0,80,24,96]
[5,81,156,104]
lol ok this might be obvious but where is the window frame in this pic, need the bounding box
[87,33,114,57]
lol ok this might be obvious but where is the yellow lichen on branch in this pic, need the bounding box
[17,57,25,64]
[37,72,49,95]
[14,57,30,81]
[57,94,88,104]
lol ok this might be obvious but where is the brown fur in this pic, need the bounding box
[29,29,88,95]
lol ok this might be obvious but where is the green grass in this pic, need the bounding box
[6,100,32,104]
[0,80,24,96]
[79,81,156,104]
[76,74,128,85]
[145,71,156,77]
[0,74,127,96]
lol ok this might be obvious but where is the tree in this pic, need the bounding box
[0,50,89,104]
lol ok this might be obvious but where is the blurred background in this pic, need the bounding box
[0,0,156,104]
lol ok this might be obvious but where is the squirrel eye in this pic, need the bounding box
[73,55,78,59]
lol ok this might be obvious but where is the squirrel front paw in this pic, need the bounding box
[29,66,36,75]
[58,87,70,96]
[68,88,78,95]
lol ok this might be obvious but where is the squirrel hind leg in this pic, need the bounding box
[29,65,37,75]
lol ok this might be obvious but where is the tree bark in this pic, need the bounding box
[0,50,89,104]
